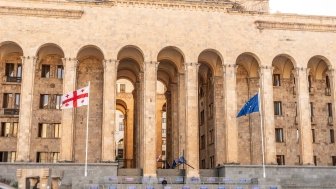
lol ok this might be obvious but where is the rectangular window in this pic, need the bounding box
[273,74,281,86]
[314,156,317,166]
[209,129,214,144]
[14,93,20,109]
[332,156,336,166]
[55,95,62,110]
[312,129,316,143]
[56,65,64,79]
[200,110,205,125]
[41,64,50,78]
[119,122,124,131]
[308,75,312,92]
[36,152,59,163]
[0,122,18,137]
[201,135,205,149]
[5,63,14,77]
[16,64,22,78]
[310,102,314,118]
[40,94,49,109]
[210,156,215,168]
[275,128,284,143]
[201,159,206,169]
[326,75,331,88]
[274,101,282,116]
[328,103,333,117]
[276,155,285,165]
[120,84,126,93]
[3,93,11,108]
[38,123,60,138]
[208,103,213,118]
[0,151,16,162]
[330,129,335,143]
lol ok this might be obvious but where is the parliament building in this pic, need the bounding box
[0,0,336,187]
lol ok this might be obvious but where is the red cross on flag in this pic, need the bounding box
[61,85,89,109]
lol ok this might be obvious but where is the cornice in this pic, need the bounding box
[0,5,83,19]
[255,20,336,33]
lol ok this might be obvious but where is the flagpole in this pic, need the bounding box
[258,88,266,178]
[85,81,90,177]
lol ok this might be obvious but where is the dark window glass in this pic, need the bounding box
[41,65,50,78]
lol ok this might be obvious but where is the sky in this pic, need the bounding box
[269,0,336,16]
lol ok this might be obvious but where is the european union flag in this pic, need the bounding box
[237,93,259,117]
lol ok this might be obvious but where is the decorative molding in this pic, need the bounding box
[0,6,83,19]
[255,21,336,33]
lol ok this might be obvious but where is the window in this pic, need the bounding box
[16,64,22,78]
[276,155,285,165]
[14,93,20,109]
[119,122,124,131]
[3,93,11,108]
[275,128,284,143]
[162,118,166,123]
[38,123,60,138]
[313,156,317,166]
[332,156,336,166]
[5,63,14,77]
[310,102,314,118]
[200,110,205,125]
[40,94,50,109]
[201,159,206,169]
[326,75,331,88]
[56,65,64,79]
[330,129,335,143]
[210,156,215,168]
[273,74,281,86]
[200,135,205,149]
[274,101,282,116]
[208,129,214,144]
[308,75,312,92]
[0,151,16,162]
[328,103,333,117]
[41,64,50,78]
[208,103,213,118]
[312,129,316,143]
[55,95,62,109]
[120,84,126,93]
[0,122,18,137]
[36,152,59,163]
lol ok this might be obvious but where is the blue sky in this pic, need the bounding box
[269,0,336,16]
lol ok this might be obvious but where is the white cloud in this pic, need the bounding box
[269,0,336,16]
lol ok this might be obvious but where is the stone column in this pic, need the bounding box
[294,67,314,165]
[185,62,199,178]
[259,66,276,164]
[214,76,225,165]
[60,58,77,161]
[170,83,179,161]
[178,73,186,157]
[17,56,37,161]
[102,59,118,162]
[222,64,238,164]
[125,108,134,168]
[142,61,158,177]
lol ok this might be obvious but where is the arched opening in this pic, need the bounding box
[116,79,135,168]
[157,46,184,169]
[75,45,104,163]
[0,41,23,162]
[235,52,261,165]
[117,45,144,168]
[307,56,333,166]
[272,54,296,165]
[198,49,224,169]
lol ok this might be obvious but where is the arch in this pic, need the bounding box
[236,52,261,78]
[157,60,178,85]
[198,63,213,84]
[0,41,23,60]
[157,46,185,73]
[117,60,141,84]
[272,54,296,79]
[308,55,331,80]
[198,49,223,76]
[36,43,64,59]
[116,99,128,115]
[77,45,104,61]
[117,45,144,71]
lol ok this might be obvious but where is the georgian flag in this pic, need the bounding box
[61,86,89,109]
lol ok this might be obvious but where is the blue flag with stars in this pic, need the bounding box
[237,93,259,117]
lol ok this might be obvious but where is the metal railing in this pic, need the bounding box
[3,108,20,115]
[6,76,21,83]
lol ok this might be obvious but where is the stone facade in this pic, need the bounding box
[0,0,336,179]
